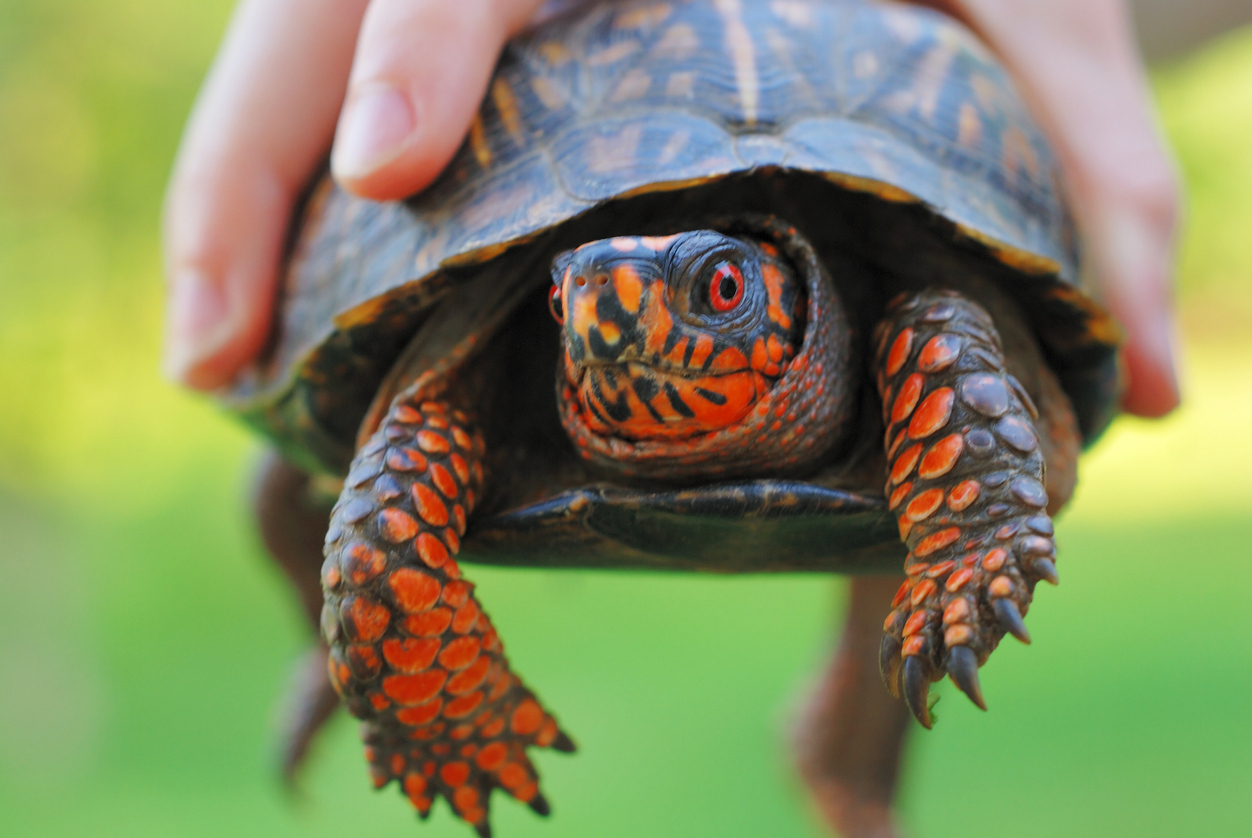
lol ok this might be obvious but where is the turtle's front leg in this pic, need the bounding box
[874,291,1059,727]
[322,398,574,836]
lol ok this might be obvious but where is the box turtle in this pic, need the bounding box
[229,0,1121,835]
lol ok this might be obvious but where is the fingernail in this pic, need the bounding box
[332,83,416,180]
[163,269,233,385]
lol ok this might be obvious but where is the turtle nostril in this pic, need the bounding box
[595,273,609,286]
[575,275,587,287]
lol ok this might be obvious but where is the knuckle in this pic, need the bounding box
[1086,152,1182,230]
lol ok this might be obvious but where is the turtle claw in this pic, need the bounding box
[474,822,493,838]
[1033,558,1059,585]
[994,598,1032,644]
[902,656,933,729]
[528,793,552,816]
[873,289,1063,728]
[879,634,903,699]
[946,645,986,711]
[550,731,577,753]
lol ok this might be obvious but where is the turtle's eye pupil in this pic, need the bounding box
[549,285,565,324]
[709,262,744,312]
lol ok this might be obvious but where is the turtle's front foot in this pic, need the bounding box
[874,291,1059,727]
[322,397,574,835]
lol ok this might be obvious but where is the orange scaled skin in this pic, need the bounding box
[874,291,1059,727]
[323,398,574,836]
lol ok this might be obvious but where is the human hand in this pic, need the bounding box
[164,0,1181,418]
[918,0,1182,416]
[162,0,548,390]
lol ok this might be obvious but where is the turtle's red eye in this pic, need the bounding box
[709,262,744,312]
[549,285,565,324]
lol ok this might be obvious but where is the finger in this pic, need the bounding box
[330,0,548,199]
[919,0,1182,417]
[163,0,371,389]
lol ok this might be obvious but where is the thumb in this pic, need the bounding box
[330,0,548,200]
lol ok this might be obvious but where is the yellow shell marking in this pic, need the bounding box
[589,124,643,174]
[958,102,983,148]
[530,75,567,111]
[652,23,699,60]
[612,68,652,101]
[1001,125,1040,184]
[770,0,813,28]
[657,129,691,165]
[538,41,571,66]
[490,78,524,144]
[587,41,641,66]
[468,114,491,169]
[665,71,695,98]
[615,2,673,30]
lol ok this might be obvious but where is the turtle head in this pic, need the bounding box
[550,231,805,441]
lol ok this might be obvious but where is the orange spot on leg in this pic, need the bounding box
[383,670,447,706]
[415,533,450,569]
[383,637,441,673]
[476,742,508,771]
[890,443,922,484]
[511,699,544,735]
[402,607,452,636]
[915,527,961,557]
[378,508,419,542]
[412,483,450,526]
[889,481,912,510]
[447,656,491,695]
[396,698,444,726]
[443,691,484,719]
[440,761,471,787]
[885,328,913,377]
[917,334,962,372]
[891,374,924,424]
[438,637,481,670]
[343,597,391,643]
[918,433,964,479]
[947,479,980,512]
[905,488,944,522]
[908,387,955,439]
[388,568,441,613]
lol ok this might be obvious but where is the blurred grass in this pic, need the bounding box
[1,3,1250,837]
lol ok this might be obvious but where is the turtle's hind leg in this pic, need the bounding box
[874,291,1062,727]
[253,452,341,783]
[793,576,910,838]
[322,397,573,836]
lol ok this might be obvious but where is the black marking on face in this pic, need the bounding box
[584,392,611,427]
[631,374,659,403]
[591,374,631,422]
[682,339,697,368]
[587,327,618,361]
[663,382,696,418]
[694,386,728,406]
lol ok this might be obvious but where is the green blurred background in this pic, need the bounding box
[1,2,1250,836]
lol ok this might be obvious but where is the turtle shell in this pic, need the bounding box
[227,0,1119,490]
